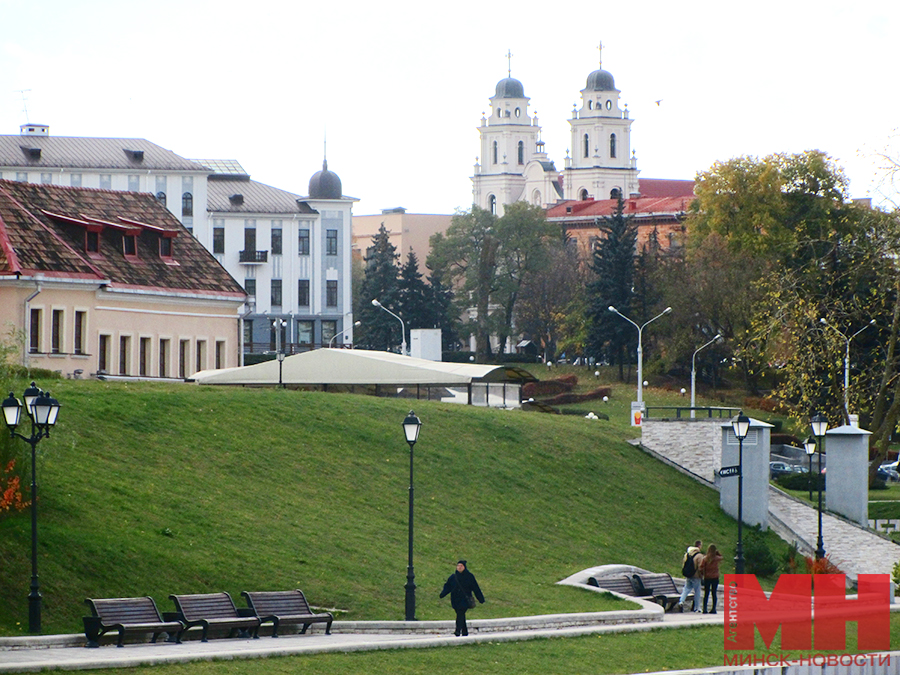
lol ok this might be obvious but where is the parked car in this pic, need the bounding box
[770,461,797,479]
[876,467,900,482]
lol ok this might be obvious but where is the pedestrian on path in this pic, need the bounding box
[440,560,485,636]
[678,540,703,612]
[699,543,723,614]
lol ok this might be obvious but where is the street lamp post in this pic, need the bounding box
[272,319,287,386]
[731,411,750,574]
[810,412,829,560]
[401,411,422,621]
[329,320,361,348]
[820,318,875,421]
[608,306,672,406]
[691,333,721,418]
[803,436,817,502]
[2,383,61,634]
[372,299,407,356]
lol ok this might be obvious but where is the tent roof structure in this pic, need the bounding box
[191,349,537,387]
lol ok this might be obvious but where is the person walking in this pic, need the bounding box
[699,543,723,614]
[440,560,485,636]
[678,540,703,612]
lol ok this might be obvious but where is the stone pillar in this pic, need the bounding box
[720,418,772,529]
[824,421,871,526]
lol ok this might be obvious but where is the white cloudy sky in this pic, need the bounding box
[1,0,898,215]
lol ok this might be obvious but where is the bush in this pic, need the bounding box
[775,472,820,492]
[781,541,802,574]
[743,525,777,577]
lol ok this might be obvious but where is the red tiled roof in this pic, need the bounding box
[546,195,694,221]
[637,178,696,199]
[0,180,244,297]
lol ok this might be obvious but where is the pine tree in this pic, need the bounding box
[425,267,460,351]
[397,249,431,346]
[356,223,401,351]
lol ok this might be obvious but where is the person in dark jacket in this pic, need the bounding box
[439,559,485,636]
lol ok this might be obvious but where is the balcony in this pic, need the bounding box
[239,249,268,264]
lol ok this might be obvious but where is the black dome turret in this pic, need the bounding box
[308,158,342,199]
[586,69,616,92]
[494,77,525,99]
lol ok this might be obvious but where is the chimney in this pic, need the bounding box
[20,123,49,136]
[229,194,244,205]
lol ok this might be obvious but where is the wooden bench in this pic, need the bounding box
[588,573,691,612]
[241,590,334,637]
[169,592,260,642]
[83,596,183,648]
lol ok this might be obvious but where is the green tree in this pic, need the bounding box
[397,249,431,346]
[356,223,401,352]
[424,267,460,351]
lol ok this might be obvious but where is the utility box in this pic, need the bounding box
[824,421,871,526]
[410,329,442,361]
[720,418,772,529]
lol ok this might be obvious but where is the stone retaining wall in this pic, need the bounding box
[641,418,726,483]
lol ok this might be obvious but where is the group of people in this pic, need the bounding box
[678,540,723,613]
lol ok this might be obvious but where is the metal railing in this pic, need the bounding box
[239,250,268,263]
[643,406,741,420]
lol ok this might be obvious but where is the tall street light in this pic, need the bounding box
[731,411,750,574]
[2,383,61,634]
[691,333,721,418]
[608,306,672,407]
[329,320,361,348]
[820,318,875,421]
[803,436,817,502]
[372,299,407,356]
[272,318,287,386]
[811,412,829,560]
[402,411,422,621]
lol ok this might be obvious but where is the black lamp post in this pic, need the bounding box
[803,436,817,502]
[2,383,61,634]
[402,410,422,621]
[810,412,829,560]
[731,411,750,574]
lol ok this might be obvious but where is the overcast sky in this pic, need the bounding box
[1,0,898,216]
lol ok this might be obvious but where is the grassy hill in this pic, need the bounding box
[0,376,770,636]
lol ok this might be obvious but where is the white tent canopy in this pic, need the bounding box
[191,349,536,387]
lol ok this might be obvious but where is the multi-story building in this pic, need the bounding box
[351,208,452,268]
[0,179,245,378]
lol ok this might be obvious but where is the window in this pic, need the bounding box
[139,337,150,376]
[588,100,593,110]
[271,279,282,307]
[41,173,53,185]
[156,191,166,206]
[128,175,140,191]
[609,133,617,158]
[326,280,338,307]
[98,334,110,372]
[86,230,100,253]
[326,229,338,256]
[488,194,496,215]
[610,188,621,199]
[243,320,253,350]
[159,236,173,258]
[298,279,310,307]
[29,308,41,353]
[583,134,589,158]
[299,229,310,255]
[244,222,256,252]
[492,141,498,164]
[182,192,193,217]
[159,339,169,377]
[179,340,189,378]
[580,189,589,201]
[123,234,137,256]
[74,311,86,355]
[321,321,336,345]
[297,320,313,345]
[244,278,256,297]
[70,173,82,188]
[119,335,130,375]
[196,340,206,373]
[100,174,112,189]
[271,227,282,255]
[16,172,27,183]
[517,141,524,165]
[606,99,612,110]
[213,227,225,254]
[51,309,63,354]
[215,341,225,369]
[514,107,521,118]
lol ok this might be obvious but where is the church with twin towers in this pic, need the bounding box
[472,49,640,217]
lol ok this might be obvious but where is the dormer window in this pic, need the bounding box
[86,230,100,253]
[159,237,173,258]
[123,234,137,257]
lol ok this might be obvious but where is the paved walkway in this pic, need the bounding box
[0,611,720,673]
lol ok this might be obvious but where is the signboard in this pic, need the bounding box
[631,401,644,427]
[719,465,741,478]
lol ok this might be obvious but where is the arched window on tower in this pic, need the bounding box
[580,189,589,201]
[610,188,621,199]
[610,133,617,158]
[492,141,498,165]
[182,192,193,217]
[488,194,497,215]
[583,134,589,158]
[517,141,524,165]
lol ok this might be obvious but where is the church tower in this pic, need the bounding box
[472,55,542,217]
[564,50,639,201]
